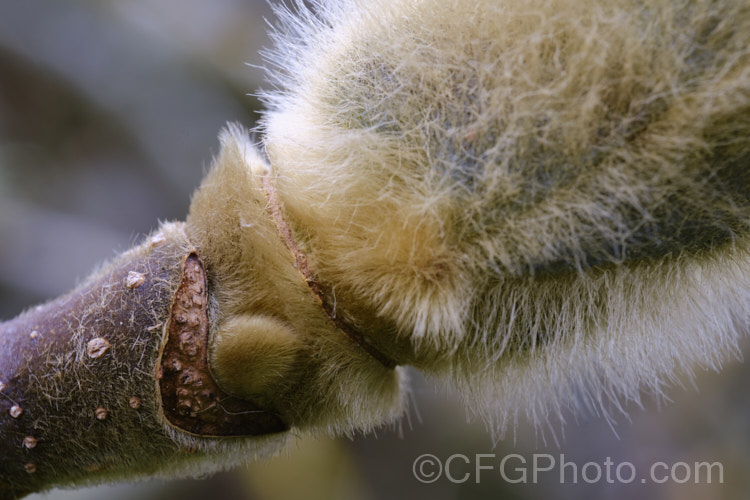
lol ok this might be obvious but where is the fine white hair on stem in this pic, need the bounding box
[257,0,750,435]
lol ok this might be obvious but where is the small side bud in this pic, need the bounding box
[210,315,301,402]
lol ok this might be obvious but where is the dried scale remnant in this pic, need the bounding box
[129,396,142,410]
[95,407,109,421]
[86,338,111,359]
[158,254,287,436]
[125,271,146,289]
[24,463,36,474]
[10,405,23,418]
[29,331,38,340]
[0,381,5,392]
[260,175,396,368]
[23,436,38,449]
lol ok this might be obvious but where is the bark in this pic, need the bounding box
[0,223,286,498]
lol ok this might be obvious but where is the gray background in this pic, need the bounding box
[1,1,748,499]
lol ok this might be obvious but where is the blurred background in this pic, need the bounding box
[1,1,749,499]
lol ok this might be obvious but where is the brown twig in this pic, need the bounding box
[0,224,285,498]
